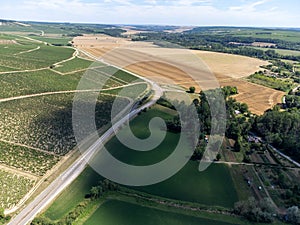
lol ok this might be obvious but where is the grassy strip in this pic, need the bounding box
[248,73,293,91]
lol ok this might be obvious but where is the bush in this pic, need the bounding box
[234,197,275,223]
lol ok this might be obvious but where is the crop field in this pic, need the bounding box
[0,169,35,209]
[0,66,145,99]
[252,47,300,56]
[0,141,59,176]
[219,78,284,115]
[135,163,238,208]
[0,93,126,155]
[97,105,238,208]
[0,70,83,98]
[74,34,283,114]
[0,43,74,70]
[52,57,96,73]
[84,200,239,225]
[27,35,72,46]
[232,29,300,43]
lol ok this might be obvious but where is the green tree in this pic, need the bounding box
[0,207,4,219]
[189,86,196,93]
[90,186,100,199]
[287,206,300,225]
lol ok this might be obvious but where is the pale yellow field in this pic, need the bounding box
[73,34,284,115]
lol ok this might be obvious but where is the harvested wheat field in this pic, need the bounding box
[73,34,284,114]
[220,79,284,115]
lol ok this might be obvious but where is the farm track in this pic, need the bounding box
[14,46,41,56]
[0,164,38,181]
[0,83,147,103]
[7,42,162,224]
[0,139,57,156]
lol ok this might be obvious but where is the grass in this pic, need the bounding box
[252,47,300,56]
[135,163,238,208]
[27,35,72,46]
[83,200,239,225]
[101,105,238,208]
[44,167,101,221]
[104,105,179,166]
[43,105,238,222]
[0,169,35,209]
[0,44,74,70]
[233,29,300,43]
[248,73,293,92]
[229,165,252,201]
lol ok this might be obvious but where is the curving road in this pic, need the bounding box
[7,65,163,225]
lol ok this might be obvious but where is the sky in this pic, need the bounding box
[0,0,299,27]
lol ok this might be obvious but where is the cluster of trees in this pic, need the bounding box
[31,201,89,225]
[234,197,276,223]
[0,208,10,224]
[248,73,293,92]
[162,86,252,160]
[31,180,119,225]
[87,179,119,200]
[286,206,300,225]
[132,31,300,61]
[254,108,300,162]
[285,95,300,108]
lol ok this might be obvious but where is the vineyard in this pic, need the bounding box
[0,93,127,155]
[0,32,149,213]
[0,169,35,209]
[0,141,59,176]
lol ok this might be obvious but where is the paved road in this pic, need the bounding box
[7,59,163,224]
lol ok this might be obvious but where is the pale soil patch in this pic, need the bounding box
[74,34,282,114]
[192,50,269,78]
[0,39,16,44]
[164,26,195,33]
[251,42,277,47]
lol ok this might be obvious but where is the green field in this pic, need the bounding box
[28,35,72,46]
[84,200,239,225]
[105,105,180,166]
[233,29,300,43]
[45,167,101,220]
[134,163,238,208]
[42,105,239,223]
[53,57,95,73]
[252,47,300,56]
[248,73,293,92]
[0,43,74,70]
[102,106,238,208]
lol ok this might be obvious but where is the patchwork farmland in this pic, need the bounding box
[0,22,298,225]
[0,33,149,214]
[74,34,284,115]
